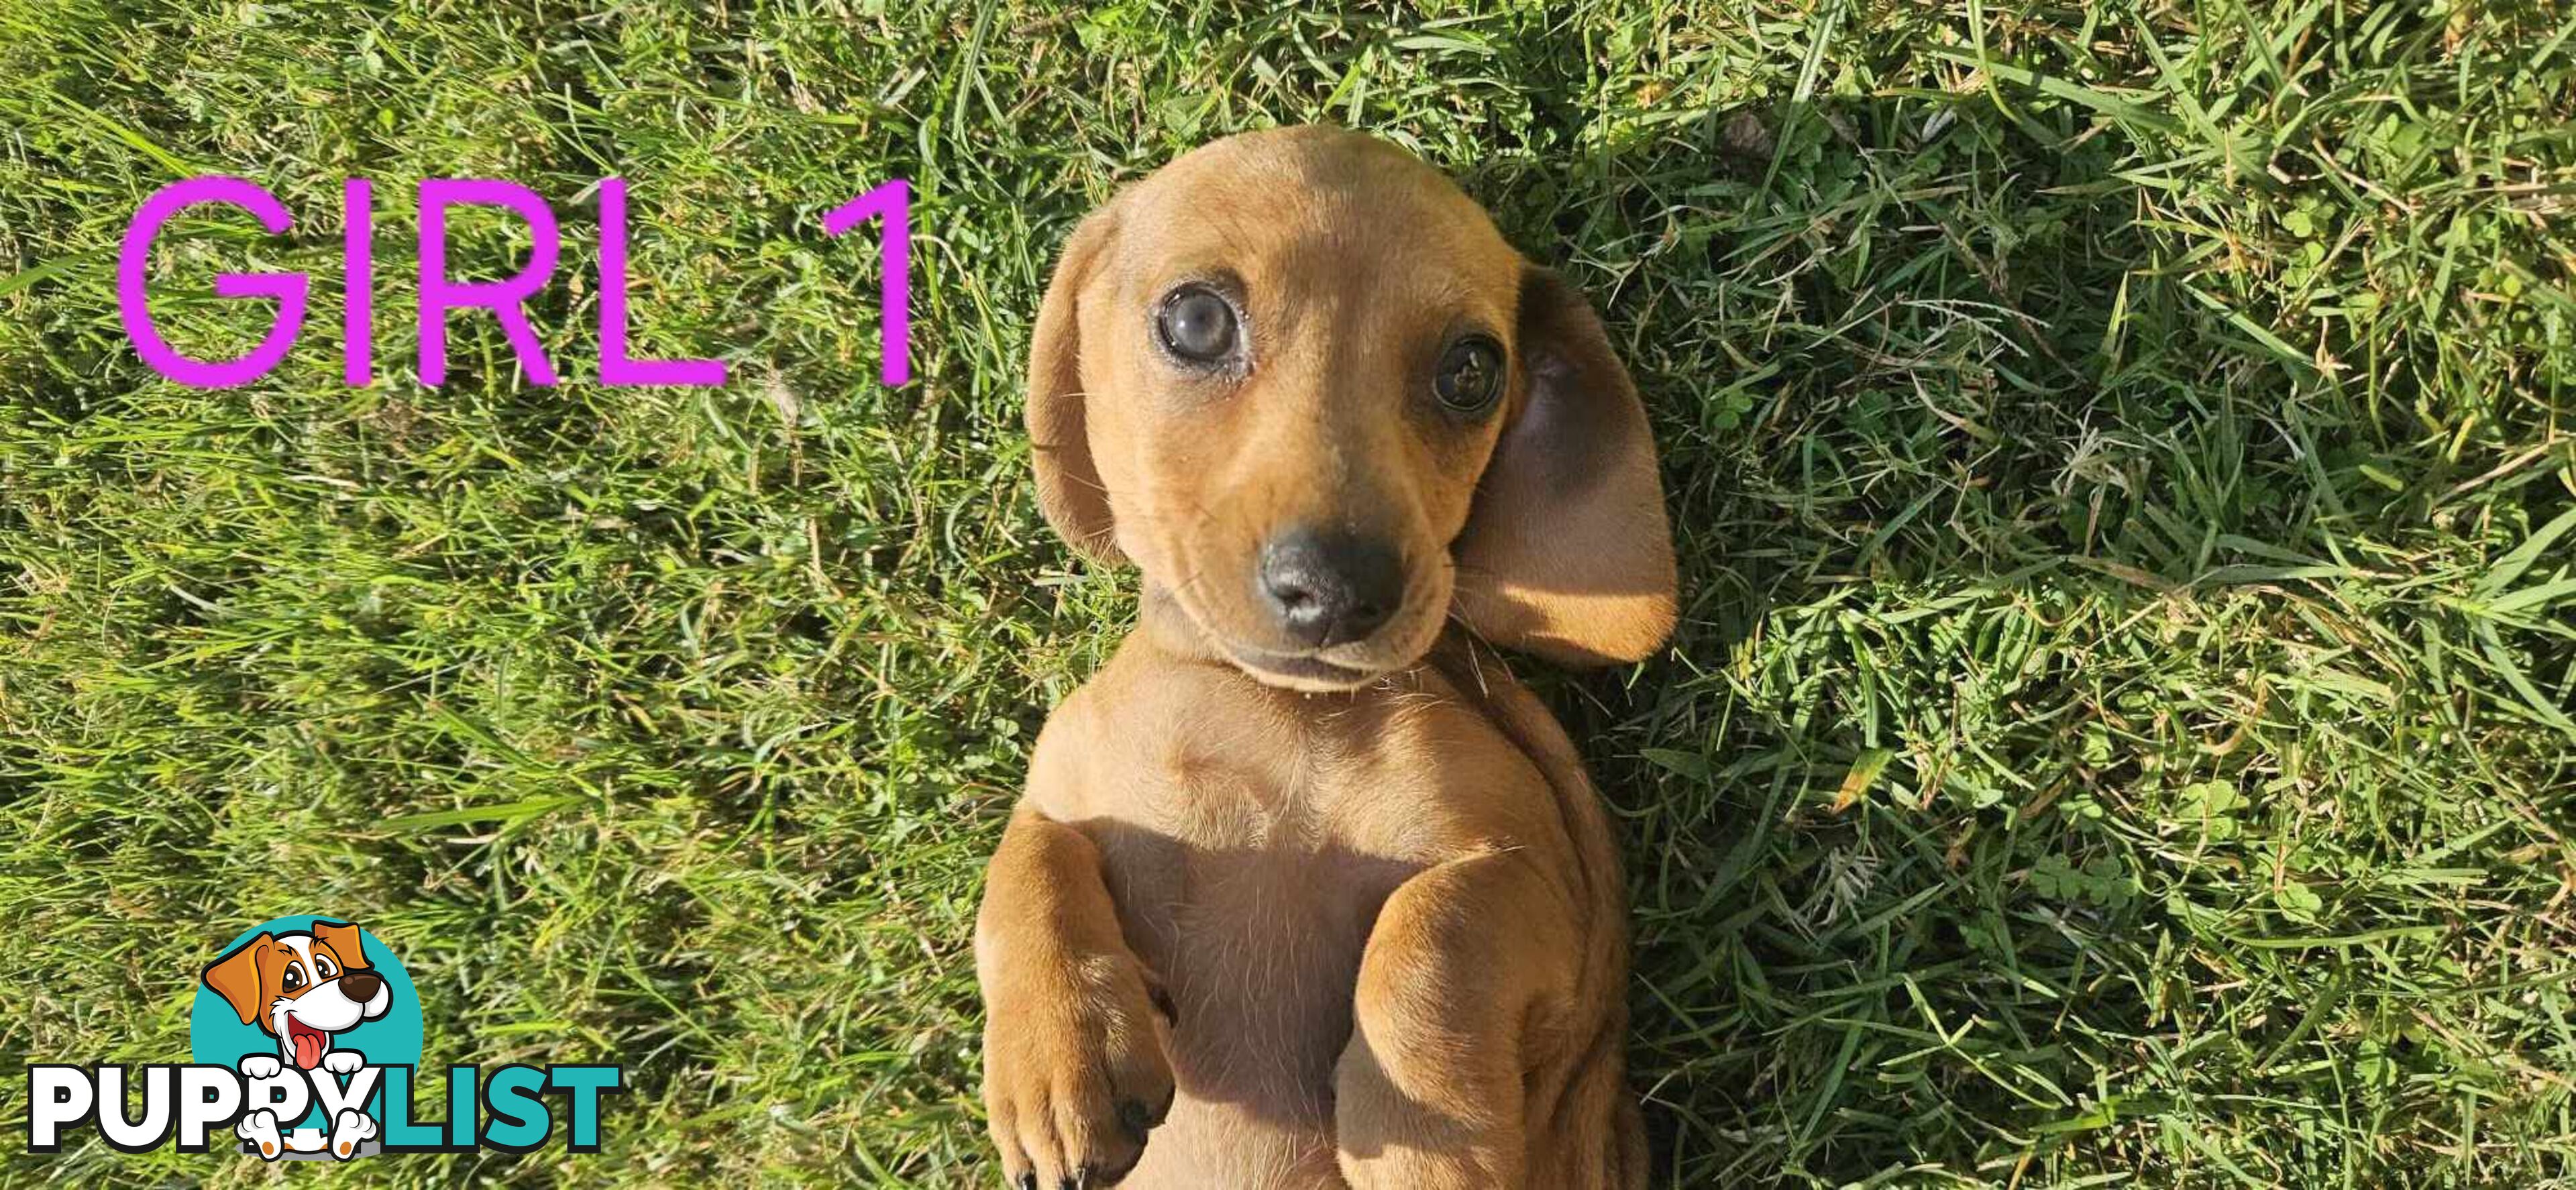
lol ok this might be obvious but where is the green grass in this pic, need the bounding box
[3,1,2573,1185]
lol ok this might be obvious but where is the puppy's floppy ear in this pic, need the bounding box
[311,920,366,969]
[1026,204,1124,564]
[203,934,274,1027]
[1452,267,1676,666]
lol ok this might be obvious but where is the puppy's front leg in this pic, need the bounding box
[977,802,1175,1189]
[1334,850,1576,1190]
[235,1107,283,1160]
[325,1107,377,1159]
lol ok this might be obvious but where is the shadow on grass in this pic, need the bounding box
[1458,78,2574,1182]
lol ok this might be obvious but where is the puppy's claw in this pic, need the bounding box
[1017,1175,1038,1190]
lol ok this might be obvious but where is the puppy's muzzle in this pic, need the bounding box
[1256,527,1403,649]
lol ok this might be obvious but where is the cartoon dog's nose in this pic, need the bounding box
[1258,527,1403,648]
[339,971,384,1002]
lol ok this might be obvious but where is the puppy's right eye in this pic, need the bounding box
[1435,336,1505,415]
[282,967,303,991]
[1157,286,1238,362]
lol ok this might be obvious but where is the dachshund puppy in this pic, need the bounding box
[978,125,1674,1190]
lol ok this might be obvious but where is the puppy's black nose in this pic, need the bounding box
[339,971,384,1002]
[1257,528,1403,648]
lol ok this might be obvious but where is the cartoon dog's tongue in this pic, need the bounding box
[287,1018,327,1070]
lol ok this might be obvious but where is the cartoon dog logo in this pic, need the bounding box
[201,920,389,1158]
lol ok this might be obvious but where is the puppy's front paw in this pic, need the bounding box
[236,1108,283,1160]
[983,950,1176,1189]
[327,1108,378,1159]
[321,1049,366,1075]
[239,1054,282,1080]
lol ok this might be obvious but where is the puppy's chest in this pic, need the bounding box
[1090,693,1499,888]
[1087,714,1471,1110]
[1091,730,1434,945]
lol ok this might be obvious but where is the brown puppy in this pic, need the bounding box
[978,126,1674,1190]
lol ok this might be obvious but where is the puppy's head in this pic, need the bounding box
[1029,126,1674,690]
[202,920,392,1071]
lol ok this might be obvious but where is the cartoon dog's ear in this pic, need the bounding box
[1452,267,1676,667]
[311,920,365,967]
[1026,203,1126,565]
[203,934,273,1026]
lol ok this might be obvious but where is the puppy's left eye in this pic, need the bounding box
[1435,337,1505,414]
[1157,285,1239,363]
[314,956,336,978]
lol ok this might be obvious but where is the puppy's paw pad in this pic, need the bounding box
[239,1055,282,1079]
[321,1049,366,1075]
[235,1110,282,1160]
[328,1109,377,1158]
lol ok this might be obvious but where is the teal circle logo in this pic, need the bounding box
[189,916,421,1156]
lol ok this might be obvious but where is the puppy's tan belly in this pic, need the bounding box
[1128,1102,1350,1185]
[1090,815,1415,1185]
[1123,1099,1346,1189]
